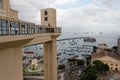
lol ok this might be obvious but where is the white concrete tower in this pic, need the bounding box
[41,8,58,80]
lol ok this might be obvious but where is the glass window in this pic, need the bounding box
[0,20,8,35]
[21,23,28,34]
[28,24,35,34]
[10,21,20,35]
[36,26,39,33]
[36,26,42,33]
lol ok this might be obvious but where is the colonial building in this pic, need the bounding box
[97,43,109,52]
[91,52,120,71]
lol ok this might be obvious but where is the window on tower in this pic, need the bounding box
[44,17,48,21]
[44,10,48,15]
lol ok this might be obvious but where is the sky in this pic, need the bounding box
[10,0,120,34]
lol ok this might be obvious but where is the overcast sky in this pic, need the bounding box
[10,0,120,34]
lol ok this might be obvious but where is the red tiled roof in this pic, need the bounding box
[92,52,120,61]
[24,51,34,54]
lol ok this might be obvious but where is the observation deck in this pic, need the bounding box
[0,17,61,48]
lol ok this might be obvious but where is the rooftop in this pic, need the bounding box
[92,52,120,61]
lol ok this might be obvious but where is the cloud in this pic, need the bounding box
[52,0,80,6]
[57,4,120,33]
[9,0,120,34]
[92,0,120,9]
[10,0,49,24]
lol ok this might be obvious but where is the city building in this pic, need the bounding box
[91,52,120,71]
[97,43,109,52]
[22,50,40,59]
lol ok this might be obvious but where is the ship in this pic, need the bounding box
[84,37,96,42]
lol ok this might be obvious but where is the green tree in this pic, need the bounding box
[93,60,104,73]
[81,65,97,80]
[58,64,65,69]
[67,58,76,66]
[23,67,26,73]
[103,64,109,74]
[68,58,76,63]
[86,55,91,65]
[77,59,84,67]
[93,60,109,74]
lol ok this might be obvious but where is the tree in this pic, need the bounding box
[93,60,109,74]
[85,65,93,73]
[23,67,26,73]
[93,60,105,73]
[81,65,97,80]
[77,59,84,67]
[67,58,76,66]
[68,58,76,62]
[103,64,109,74]
[58,64,65,69]
[86,55,91,65]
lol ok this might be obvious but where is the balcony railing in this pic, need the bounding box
[0,19,61,36]
[36,27,61,34]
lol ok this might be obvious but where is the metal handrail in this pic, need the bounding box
[0,20,61,36]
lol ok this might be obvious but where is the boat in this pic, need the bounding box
[84,37,96,42]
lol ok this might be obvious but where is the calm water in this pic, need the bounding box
[23,34,118,65]
[23,34,118,55]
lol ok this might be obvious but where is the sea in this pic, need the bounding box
[23,32,119,65]
[23,33,119,55]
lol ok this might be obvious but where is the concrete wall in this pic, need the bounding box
[3,0,11,17]
[0,0,18,19]
[0,47,23,80]
[10,9,18,19]
[43,37,57,80]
